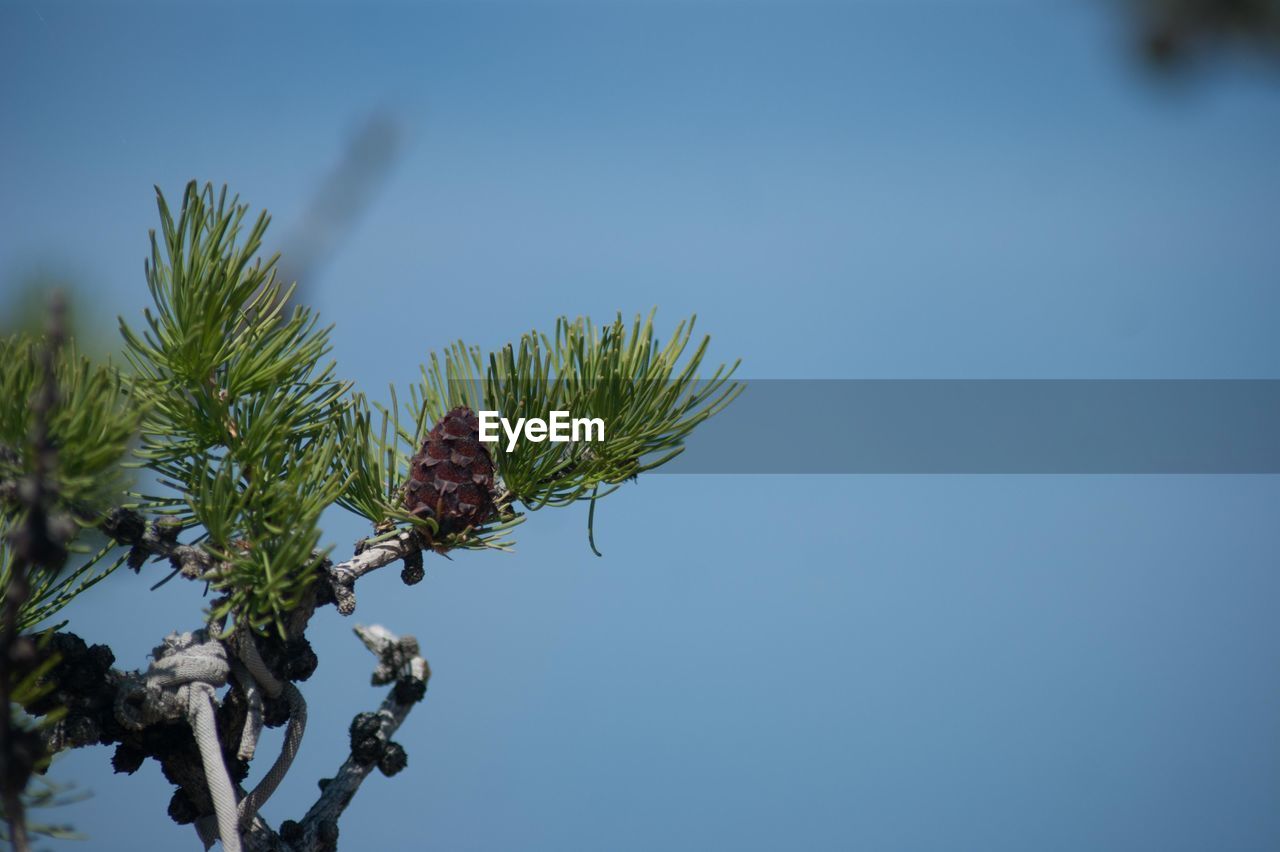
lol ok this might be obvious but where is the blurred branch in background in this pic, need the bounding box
[0,279,110,359]
[1123,0,1280,68]
[1,294,68,852]
[2,110,401,344]
[274,110,402,309]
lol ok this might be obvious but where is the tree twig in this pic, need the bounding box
[99,511,423,620]
[281,624,428,852]
[323,533,423,616]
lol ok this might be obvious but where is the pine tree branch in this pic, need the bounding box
[323,532,423,616]
[2,291,69,852]
[281,624,427,852]
[25,632,286,852]
[99,508,423,620]
[98,509,215,582]
[22,621,426,852]
[1,176,741,851]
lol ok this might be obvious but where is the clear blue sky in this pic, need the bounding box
[3,1,1280,850]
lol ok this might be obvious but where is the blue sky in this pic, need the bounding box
[3,2,1280,850]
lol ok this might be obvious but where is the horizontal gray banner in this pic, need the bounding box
[662,380,1280,473]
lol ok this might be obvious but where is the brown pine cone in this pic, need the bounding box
[403,406,496,535]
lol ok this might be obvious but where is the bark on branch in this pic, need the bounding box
[281,625,428,852]
[24,621,429,852]
[13,512,432,851]
[100,509,424,619]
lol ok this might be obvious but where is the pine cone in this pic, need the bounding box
[404,406,496,536]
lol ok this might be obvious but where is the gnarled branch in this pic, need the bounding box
[99,508,423,620]
[279,624,428,852]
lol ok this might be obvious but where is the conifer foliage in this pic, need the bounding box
[0,180,739,850]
